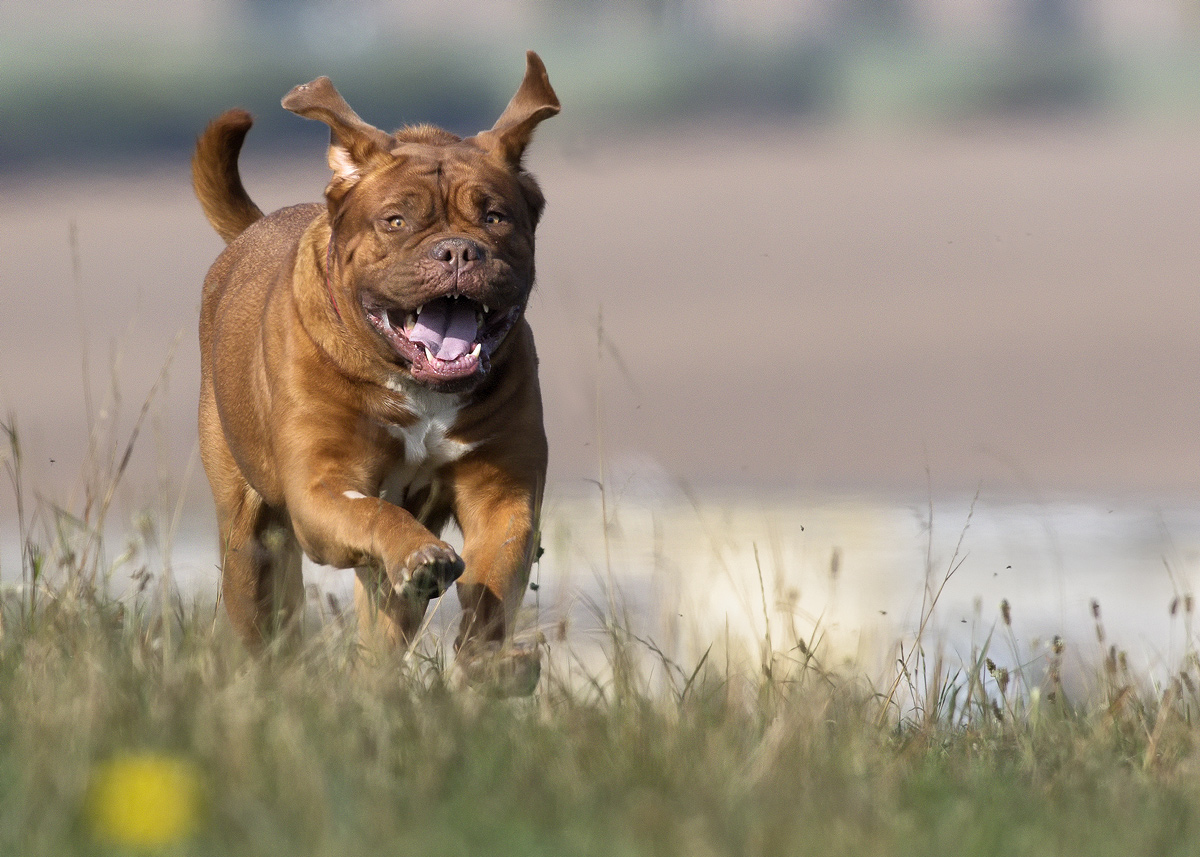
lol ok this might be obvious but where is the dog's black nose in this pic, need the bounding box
[430,238,485,272]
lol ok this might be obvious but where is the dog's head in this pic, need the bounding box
[282,52,559,391]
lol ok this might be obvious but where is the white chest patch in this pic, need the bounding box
[380,381,476,501]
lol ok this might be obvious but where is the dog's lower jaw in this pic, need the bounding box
[364,296,525,390]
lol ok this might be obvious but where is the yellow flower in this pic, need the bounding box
[87,753,202,848]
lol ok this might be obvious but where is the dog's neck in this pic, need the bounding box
[325,231,342,321]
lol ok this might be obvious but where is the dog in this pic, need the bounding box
[192,52,558,691]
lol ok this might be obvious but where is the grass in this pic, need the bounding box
[6,577,1200,857]
[4,414,1200,856]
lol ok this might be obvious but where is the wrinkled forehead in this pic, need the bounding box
[381,141,515,192]
[335,138,533,226]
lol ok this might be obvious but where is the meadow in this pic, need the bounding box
[3,76,1199,856]
[3,415,1200,857]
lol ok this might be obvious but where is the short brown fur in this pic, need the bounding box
[192,53,559,690]
[192,109,264,243]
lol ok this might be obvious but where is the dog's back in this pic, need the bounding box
[192,110,265,244]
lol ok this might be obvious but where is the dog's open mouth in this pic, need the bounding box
[364,294,521,385]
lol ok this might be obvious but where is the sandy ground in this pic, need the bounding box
[1,118,1198,519]
[3,120,1199,675]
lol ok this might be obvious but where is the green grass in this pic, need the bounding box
[4,417,1200,856]
[5,579,1200,857]
[4,552,1200,854]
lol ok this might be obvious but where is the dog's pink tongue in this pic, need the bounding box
[409,299,478,361]
[437,303,478,360]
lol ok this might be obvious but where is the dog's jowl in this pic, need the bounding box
[192,52,558,691]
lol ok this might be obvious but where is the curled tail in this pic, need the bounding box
[191,109,264,244]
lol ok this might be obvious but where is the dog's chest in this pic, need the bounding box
[378,385,474,501]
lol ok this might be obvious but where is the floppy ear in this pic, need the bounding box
[282,77,394,194]
[471,51,560,167]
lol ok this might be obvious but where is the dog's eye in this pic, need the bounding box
[484,211,507,226]
[383,215,406,230]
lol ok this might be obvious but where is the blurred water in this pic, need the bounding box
[535,491,1200,684]
[4,491,1196,693]
[2,94,1198,698]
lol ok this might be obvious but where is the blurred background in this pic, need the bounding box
[7,0,1200,166]
[1,1,1198,662]
[4,0,1198,498]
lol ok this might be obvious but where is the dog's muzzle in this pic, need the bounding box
[364,294,521,387]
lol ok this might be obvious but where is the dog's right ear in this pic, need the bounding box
[470,51,560,168]
[282,77,393,197]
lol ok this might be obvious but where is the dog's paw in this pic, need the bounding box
[395,543,464,601]
[457,640,542,698]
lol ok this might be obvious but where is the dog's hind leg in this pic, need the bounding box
[216,494,303,649]
[214,486,304,650]
[353,565,426,651]
[202,423,304,650]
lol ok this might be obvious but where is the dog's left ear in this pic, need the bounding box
[471,51,560,167]
[282,77,394,197]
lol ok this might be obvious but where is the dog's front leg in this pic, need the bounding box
[450,453,544,653]
[281,458,465,614]
[448,452,545,696]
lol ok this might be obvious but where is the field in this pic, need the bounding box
[8,599,1200,857]
[3,120,1200,504]
[3,416,1200,857]
[2,106,1199,854]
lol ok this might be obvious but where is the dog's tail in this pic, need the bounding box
[192,109,265,244]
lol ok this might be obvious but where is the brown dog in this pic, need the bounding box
[192,52,558,686]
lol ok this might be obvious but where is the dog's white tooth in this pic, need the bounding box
[482,304,490,314]
[470,342,482,358]
[405,312,417,331]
